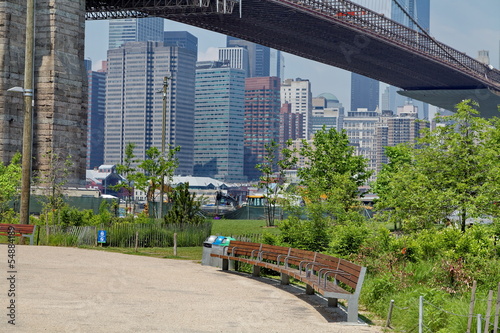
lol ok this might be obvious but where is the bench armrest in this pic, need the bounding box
[317,268,350,287]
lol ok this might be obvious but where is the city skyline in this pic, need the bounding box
[85,0,499,115]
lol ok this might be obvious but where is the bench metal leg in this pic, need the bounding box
[222,258,229,271]
[305,284,314,295]
[347,298,359,323]
[252,265,260,277]
[327,298,338,307]
[280,273,290,285]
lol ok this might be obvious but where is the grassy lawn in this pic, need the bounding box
[210,218,281,236]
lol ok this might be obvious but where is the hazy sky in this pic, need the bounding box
[85,0,500,112]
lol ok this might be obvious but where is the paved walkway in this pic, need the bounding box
[0,245,382,332]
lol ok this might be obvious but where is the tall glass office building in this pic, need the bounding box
[194,61,246,183]
[104,40,197,175]
[108,18,164,49]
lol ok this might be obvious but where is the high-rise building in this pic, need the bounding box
[477,50,490,65]
[194,61,246,183]
[244,77,281,181]
[108,18,164,49]
[86,61,106,170]
[350,73,379,111]
[279,103,304,145]
[218,47,250,76]
[281,78,313,139]
[164,31,198,54]
[312,93,344,135]
[226,36,271,77]
[343,108,380,178]
[376,109,429,173]
[104,39,197,175]
[391,0,430,32]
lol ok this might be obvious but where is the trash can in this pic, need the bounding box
[211,236,235,268]
[201,235,218,266]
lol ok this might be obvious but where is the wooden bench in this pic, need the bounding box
[0,224,37,245]
[211,240,366,323]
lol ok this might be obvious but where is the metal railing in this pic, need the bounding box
[86,0,238,19]
[281,0,500,86]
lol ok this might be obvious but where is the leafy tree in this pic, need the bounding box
[110,142,136,215]
[279,127,371,252]
[255,139,297,227]
[134,145,179,218]
[36,150,73,225]
[298,126,372,216]
[164,182,204,224]
[374,100,500,232]
[0,152,22,217]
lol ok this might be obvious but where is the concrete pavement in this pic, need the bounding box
[0,245,382,332]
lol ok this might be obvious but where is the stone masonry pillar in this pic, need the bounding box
[0,0,87,185]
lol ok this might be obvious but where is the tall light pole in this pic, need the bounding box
[159,76,169,219]
[19,0,35,226]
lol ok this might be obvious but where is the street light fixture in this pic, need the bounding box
[9,0,36,228]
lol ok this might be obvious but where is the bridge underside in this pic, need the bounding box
[399,89,500,117]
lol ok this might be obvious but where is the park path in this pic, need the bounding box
[0,245,383,332]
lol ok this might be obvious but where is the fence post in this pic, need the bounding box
[135,231,139,252]
[468,280,478,333]
[485,289,494,333]
[477,314,482,333]
[173,232,177,256]
[494,282,500,333]
[385,299,394,328]
[419,296,423,333]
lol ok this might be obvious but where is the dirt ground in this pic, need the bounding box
[0,245,384,332]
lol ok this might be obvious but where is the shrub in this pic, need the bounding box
[329,222,369,257]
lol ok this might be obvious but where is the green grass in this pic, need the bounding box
[210,219,281,236]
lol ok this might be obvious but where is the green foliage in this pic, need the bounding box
[277,126,372,252]
[298,126,372,211]
[134,145,180,218]
[164,182,204,225]
[0,152,21,215]
[110,142,136,213]
[374,100,500,232]
[329,220,370,257]
[255,139,297,227]
[278,215,330,251]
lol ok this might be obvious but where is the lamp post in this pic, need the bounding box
[8,0,35,226]
[159,76,169,219]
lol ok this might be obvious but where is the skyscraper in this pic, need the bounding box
[218,47,250,76]
[280,78,313,139]
[194,61,246,183]
[108,18,164,50]
[86,61,106,170]
[244,77,281,180]
[104,39,197,175]
[164,31,198,54]
[351,73,379,111]
[226,36,271,77]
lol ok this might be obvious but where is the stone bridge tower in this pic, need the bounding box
[0,0,87,185]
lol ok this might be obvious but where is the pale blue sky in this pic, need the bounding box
[85,0,500,112]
